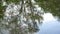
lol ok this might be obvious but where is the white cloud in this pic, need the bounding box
[42,13,56,22]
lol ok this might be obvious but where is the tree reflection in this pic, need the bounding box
[0,0,43,34]
[1,0,60,34]
[34,0,60,19]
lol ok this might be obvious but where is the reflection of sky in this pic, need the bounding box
[37,13,60,34]
[42,13,57,22]
[2,0,60,34]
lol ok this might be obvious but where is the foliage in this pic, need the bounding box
[0,0,43,34]
[35,0,60,18]
[6,0,20,4]
[0,0,60,34]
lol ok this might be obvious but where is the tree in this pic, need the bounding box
[34,0,60,18]
[0,0,60,34]
[0,0,43,34]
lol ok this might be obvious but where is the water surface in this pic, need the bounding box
[37,13,60,34]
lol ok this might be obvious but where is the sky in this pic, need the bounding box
[36,13,60,34]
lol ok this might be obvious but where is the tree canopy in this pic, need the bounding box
[0,0,60,34]
[34,0,60,18]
